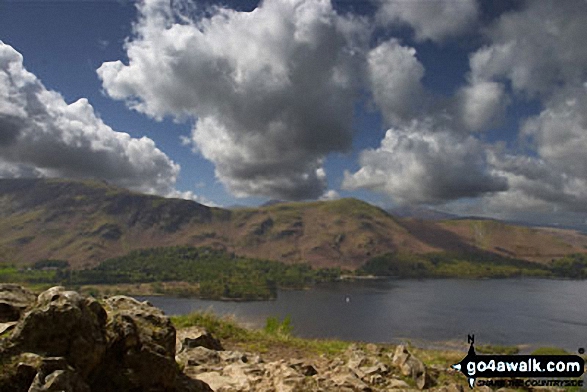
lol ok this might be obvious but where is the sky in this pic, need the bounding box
[0,0,586,230]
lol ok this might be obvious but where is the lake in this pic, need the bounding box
[138,278,587,353]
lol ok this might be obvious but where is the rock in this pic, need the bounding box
[196,371,240,391]
[360,363,389,376]
[269,362,305,392]
[178,327,223,352]
[288,358,318,376]
[97,295,178,391]
[179,346,222,367]
[346,345,368,376]
[10,287,107,379]
[388,378,411,389]
[196,362,263,392]
[175,373,214,392]
[433,383,464,392]
[0,284,36,322]
[0,288,206,392]
[392,345,429,389]
[218,350,249,364]
[27,357,90,392]
[391,344,410,367]
[365,343,382,355]
[0,352,43,392]
[330,370,373,391]
[0,321,17,335]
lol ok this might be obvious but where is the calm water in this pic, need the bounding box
[138,278,587,352]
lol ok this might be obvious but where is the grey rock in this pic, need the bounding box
[98,295,178,391]
[179,327,224,352]
[0,288,206,392]
[288,358,318,376]
[388,378,411,389]
[10,287,107,379]
[27,357,90,392]
[392,345,429,390]
[0,284,36,322]
[179,346,222,367]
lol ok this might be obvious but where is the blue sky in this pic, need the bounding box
[1,0,586,229]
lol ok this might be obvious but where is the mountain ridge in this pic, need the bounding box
[1,178,586,269]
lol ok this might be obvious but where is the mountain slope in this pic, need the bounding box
[0,178,229,268]
[435,219,587,264]
[1,178,587,269]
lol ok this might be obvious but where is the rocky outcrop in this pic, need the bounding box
[0,286,211,392]
[0,284,36,323]
[391,344,429,389]
[175,338,452,392]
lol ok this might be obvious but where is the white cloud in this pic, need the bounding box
[166,188,220,207]
[469,0,587,96]
[320,189,340,200]
[98,0,368,200]
[0,41,184,197]
[342,120,507,204]
[463,0,587,216]
[455,81,508,132]
[367,39,428,125]
[376,0,479,43]
[522,87,587,181]
[483,87,587,214]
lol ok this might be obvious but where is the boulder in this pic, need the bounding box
[330,370,373,391]
[174,373,214,392]
[0,285,36,322]
[288,358,318,376]
[392,345,429,389]
[268,362,305,392]
[196,361,265,392]
[95,295,178,391]
[0,287,211,392]
[218,350,250,364]
[0,321,17,335]
[177,327,223,352]
[388,378,411,389]
[9,287,107,379]
[178,346,222,367]
[27,357,90,392]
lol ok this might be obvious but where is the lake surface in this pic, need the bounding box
[138,278,587,352]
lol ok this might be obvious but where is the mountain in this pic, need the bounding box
[388,205,459,221]
[1,178,587,269]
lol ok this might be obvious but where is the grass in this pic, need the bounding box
[170,311,493,371]
[171,311,351,356]
[530,346,569,355]
[476,344,520,355]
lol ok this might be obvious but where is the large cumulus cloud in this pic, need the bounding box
[367,39,428,125]
[467,0,587,216]
[0,41,182,197]
[348,0,587,220]
[98,0,368,200]
[347,35,510,205]
[342,120,507,204]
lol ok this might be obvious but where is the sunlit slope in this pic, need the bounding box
[435,219,587,263]
[1,178,586,269]
[222,199,438,269]
[0,179,436,269]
